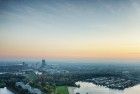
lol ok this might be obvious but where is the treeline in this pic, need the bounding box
[43,66,140,88]
[6,80,32,94]
[0,73,29,94]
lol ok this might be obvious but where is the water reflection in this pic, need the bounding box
[0,87,14,94]
[74,81,140,94]
[124,85,140,94]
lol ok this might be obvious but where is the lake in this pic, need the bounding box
[68,81,140,94]
[0,87,15,94]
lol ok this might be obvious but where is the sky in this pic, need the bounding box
[0,0,140,60]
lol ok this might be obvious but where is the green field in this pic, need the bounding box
[55,86,69,94]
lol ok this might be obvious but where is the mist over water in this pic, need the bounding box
[74,82,140,94]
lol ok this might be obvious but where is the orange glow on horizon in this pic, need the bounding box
[0,44,140,60]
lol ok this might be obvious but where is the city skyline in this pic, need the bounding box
[0,0,140,60]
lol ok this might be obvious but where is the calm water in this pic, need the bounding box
[74,81,140,94]
[0,87,14,94]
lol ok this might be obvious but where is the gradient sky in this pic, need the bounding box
[0,0,140,60]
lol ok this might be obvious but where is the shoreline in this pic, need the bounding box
[7,87,19,94]
[68,87,76,94]
[0,87,17,94]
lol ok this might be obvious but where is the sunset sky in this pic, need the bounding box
[0,0,140,60]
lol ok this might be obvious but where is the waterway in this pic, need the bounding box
[0,87,15,94]
[68,81,140,94]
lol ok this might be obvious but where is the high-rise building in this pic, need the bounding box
[22,62,28,68]
[41,59,46,68]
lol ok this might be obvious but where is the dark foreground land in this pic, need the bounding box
[0,61,140,94]
[44,62,140,90]
[43,63,140,90]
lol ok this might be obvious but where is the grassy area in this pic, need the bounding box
[0,80,6,88]
[55,86,69,94]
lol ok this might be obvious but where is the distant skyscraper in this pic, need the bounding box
[41,59,46,68]
[22,62,25,66]
[22,62,28,69]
